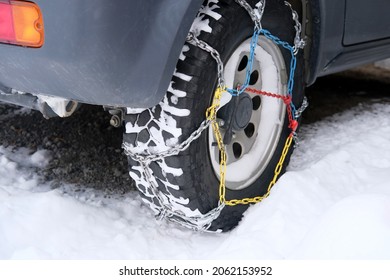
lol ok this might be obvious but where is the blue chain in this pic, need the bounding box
[227,27,298,117]
[227,28,261,97]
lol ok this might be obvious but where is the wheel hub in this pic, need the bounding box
[231,93,253,131]
[218,92,253,145]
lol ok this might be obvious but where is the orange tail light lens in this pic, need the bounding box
[0,0,44,48]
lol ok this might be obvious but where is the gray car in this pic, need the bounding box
[1,0,390,232]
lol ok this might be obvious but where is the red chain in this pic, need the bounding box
[246,87,298,135]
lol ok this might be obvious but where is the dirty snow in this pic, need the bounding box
[1,102,390,260]
[375,58,390,70]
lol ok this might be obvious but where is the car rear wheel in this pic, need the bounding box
[123,0,305,232]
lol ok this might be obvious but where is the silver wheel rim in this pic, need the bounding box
[208,36,288,190]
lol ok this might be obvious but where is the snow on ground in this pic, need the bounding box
[1,102,390,260]
[375,58,390,70]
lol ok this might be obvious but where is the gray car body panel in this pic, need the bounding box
[0,0,390,108]
[306,0,390,83]
[0,0,203,108]
[344,0,390,45]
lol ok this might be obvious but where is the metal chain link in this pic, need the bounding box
[123,26,232,233]
[235,0,265,29]
[295,96,309,119]
[284,1,306,54]
[123,160,225,232]
[123,0,308,231]
[123,119,210,164]
[124,119,223,232]
[186,32,226,89]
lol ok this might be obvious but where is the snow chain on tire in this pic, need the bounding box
[123,0,307,232]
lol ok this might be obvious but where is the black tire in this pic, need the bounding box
[123,0,305,232]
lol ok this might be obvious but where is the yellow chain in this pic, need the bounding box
[206,87,228,204]
[224,134,293,206]
[206,86,225,121]
[207,86,294,206]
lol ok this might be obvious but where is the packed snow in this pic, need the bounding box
[1,101,390,260]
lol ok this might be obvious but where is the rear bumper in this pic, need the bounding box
[0,0,202,108]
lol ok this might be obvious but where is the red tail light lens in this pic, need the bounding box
[0,0,44,48]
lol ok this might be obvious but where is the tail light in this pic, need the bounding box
[0,0,44,48]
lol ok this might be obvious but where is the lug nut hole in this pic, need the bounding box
[238,55,248,72]
[233,142,243,159]
[252,95,261,110]
[249,70,259,85]
[244,123,255,138]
